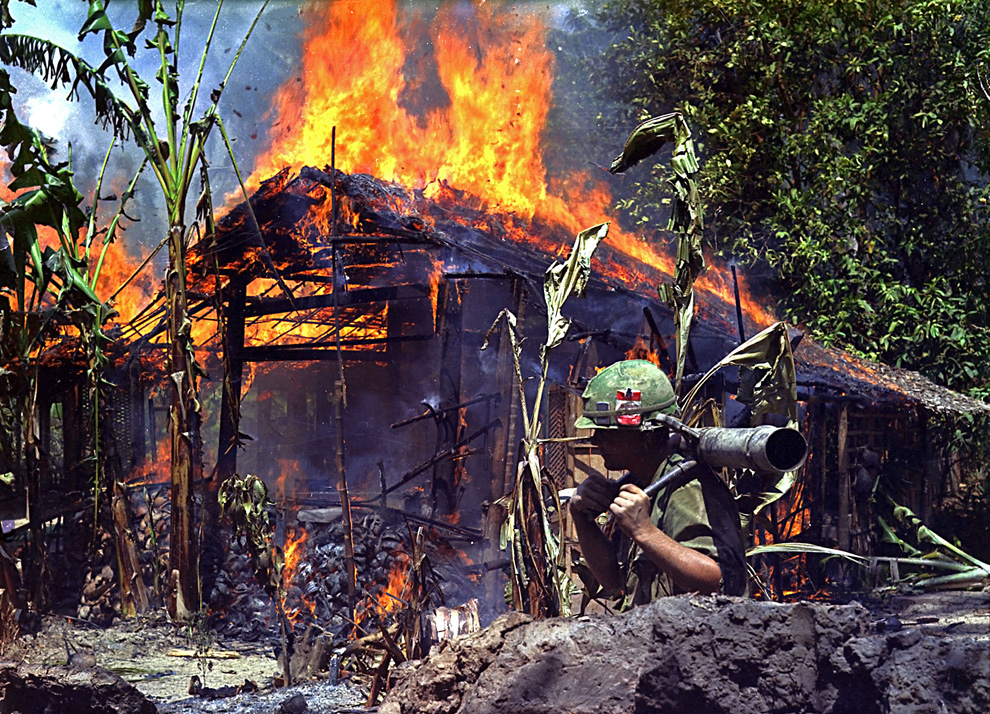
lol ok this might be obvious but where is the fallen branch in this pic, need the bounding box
[166,649,240,659]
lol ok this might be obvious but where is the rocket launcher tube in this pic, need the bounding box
[694,425,808,474]
[603,417,808,501]
[643,413,809,475]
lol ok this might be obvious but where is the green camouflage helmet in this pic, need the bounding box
[574,359,676,430]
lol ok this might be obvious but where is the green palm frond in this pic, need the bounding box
[0,34,143,143]
[747,542,870,566]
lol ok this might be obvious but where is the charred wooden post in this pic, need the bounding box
[327,129,357,625]
[434,276,464,516]
[216,278,248,484]
[334,378,357,624]
[205,278,249,604]
[731,264,746,344]
[837,405,851,562]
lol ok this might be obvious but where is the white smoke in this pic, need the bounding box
[5,0,300,251]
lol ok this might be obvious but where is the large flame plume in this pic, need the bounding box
[247,0,772,329]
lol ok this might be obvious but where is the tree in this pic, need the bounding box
[587,0,990,398]
[0,0,270,621]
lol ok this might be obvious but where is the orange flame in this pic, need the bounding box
[125,439,171,486]
[244,0,775,337]
[283,526,308,583]
[275,458,301,503]
[428,258,444,327]
[251,2,552,218]
[625,335,662,368]
[91,240,157,324]
[376,554,410,616]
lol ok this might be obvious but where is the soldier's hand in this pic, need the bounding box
[570,473,618,519]
[610,484,653,540]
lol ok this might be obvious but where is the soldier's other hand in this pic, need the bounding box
[570,473,618,519]
[610,484,652,540]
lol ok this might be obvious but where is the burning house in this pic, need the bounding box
[42,150,973,636]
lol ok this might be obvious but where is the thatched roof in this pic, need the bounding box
[195,166,990,417]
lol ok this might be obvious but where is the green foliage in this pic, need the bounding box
[590,0,990,398]
[0,0,271,620]
[0,60,113,407]
[876,495,990,589]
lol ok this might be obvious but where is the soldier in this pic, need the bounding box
[569,360,747,609]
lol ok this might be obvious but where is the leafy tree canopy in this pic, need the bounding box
[586,0,990,398]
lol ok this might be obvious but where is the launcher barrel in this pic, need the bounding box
[695,425,808,474]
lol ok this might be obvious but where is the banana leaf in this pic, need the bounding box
[680,322,800,515]
[542,222,609,360]
[610,113,703,391]
[484,222,608,617]
[883,499,990,575]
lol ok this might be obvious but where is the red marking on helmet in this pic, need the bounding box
[615,389,641,426]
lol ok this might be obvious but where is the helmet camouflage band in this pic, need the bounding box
[574,359,676,430]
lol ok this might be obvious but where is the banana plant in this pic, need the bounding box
[609,112,703,393]
[218,472,292,684]
[0,0,271,621]
[0,64,104,609]
[483,222,609,617]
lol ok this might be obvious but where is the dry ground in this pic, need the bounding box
[2,612,366,713]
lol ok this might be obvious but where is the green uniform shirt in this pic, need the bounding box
[613,460,748,610]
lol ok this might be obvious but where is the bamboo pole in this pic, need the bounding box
[328,130,356,621]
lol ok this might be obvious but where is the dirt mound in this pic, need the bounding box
[380,594,990,714]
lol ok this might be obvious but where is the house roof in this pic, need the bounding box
[194,166,990,417]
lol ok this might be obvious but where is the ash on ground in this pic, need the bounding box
[2,613,365,713]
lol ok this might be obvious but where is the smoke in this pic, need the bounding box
[5,0,302,250]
